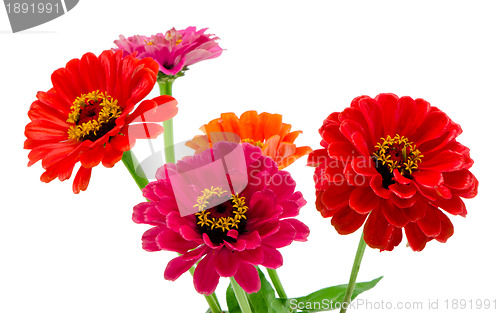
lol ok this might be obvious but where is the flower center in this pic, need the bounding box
[373,134,423,187]
[165,30,183,45]
[242,138,264,148]
[67,91,122,141]
[195,187,248,245]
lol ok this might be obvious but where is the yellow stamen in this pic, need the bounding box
[195,193,248,233]
[242,138,264,148]
[373,134,423,175]
[67,91,121,141]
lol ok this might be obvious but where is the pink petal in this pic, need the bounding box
[239,231,261,249]
[193,253,220,295]
[286,219,310,241]
[260,246,283,269]
[233,262,261,294]
[214,248,240,277]
[156,229,198,253]
[237,248,264,265]
[141,227,162,252]
[164,254,202,281]
[262,221,295,248]
[127,123,164,139]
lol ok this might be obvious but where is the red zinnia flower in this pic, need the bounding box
[133,142,309,294]
[25,50,178,193]
[308,93,478,251]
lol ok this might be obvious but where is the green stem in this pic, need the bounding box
[204,293,222,313]
[267,268,287,299]
[184,263,221,313]
[121,150,149,190]
[158,80,176,163]
[339,232,367,313]
[158,79,221,313]
[230,277,253,313]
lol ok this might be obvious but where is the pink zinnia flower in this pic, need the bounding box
[114,27,223,77]
[133,142,309,294]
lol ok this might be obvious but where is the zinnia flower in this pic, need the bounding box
[133,142,309,294]
[114,27,223,78]
[24,50,178,193]
[308,93,478,251]
[186,111,313,169]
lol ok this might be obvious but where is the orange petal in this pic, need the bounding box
[283,130,303,143]
[262,135,280,159]
[256,112,271,142]
[239,110,258,140]
[279,123,292,139]
[220,113,241,136]
[279,146,313,169]
[264,114,283,139]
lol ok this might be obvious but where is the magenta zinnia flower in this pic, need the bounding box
[114,27,223,77]
[133,142,309,294]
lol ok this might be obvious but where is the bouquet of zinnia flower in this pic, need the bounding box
[24,26,478,313]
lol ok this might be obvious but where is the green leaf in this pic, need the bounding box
[226,268,289,313]
[287,276,383,312]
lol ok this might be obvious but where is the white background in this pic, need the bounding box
[1,1,499,312]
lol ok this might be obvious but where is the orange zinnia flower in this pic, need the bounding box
[186,111,312,169]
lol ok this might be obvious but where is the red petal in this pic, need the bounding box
[413,170,444,188]
[349,187,380,214]
[127,123,164,139]
[381,228,403,251]
[370,175,391,199]
[435,210,454,243]
[363,208,393,250]
[127,96,178,123]
[351,156,379,176]
[331,206,367,235]
[419,150,464,172]
[413,111,450,145]
[80,146,105,168]
[433,194,466,216]
[416,206,442,237]
[321,184,353,213]
[404,222,428,251]
[389,182,417,199]
[400,198,427,221]
[382,201,409,227]
[72,166,92,194]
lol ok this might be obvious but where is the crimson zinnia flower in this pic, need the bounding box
[25,50,178,193]
[186,111,313,169]
[133,142,309,294]
[114,27,223,78]
[308,93,478,251]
